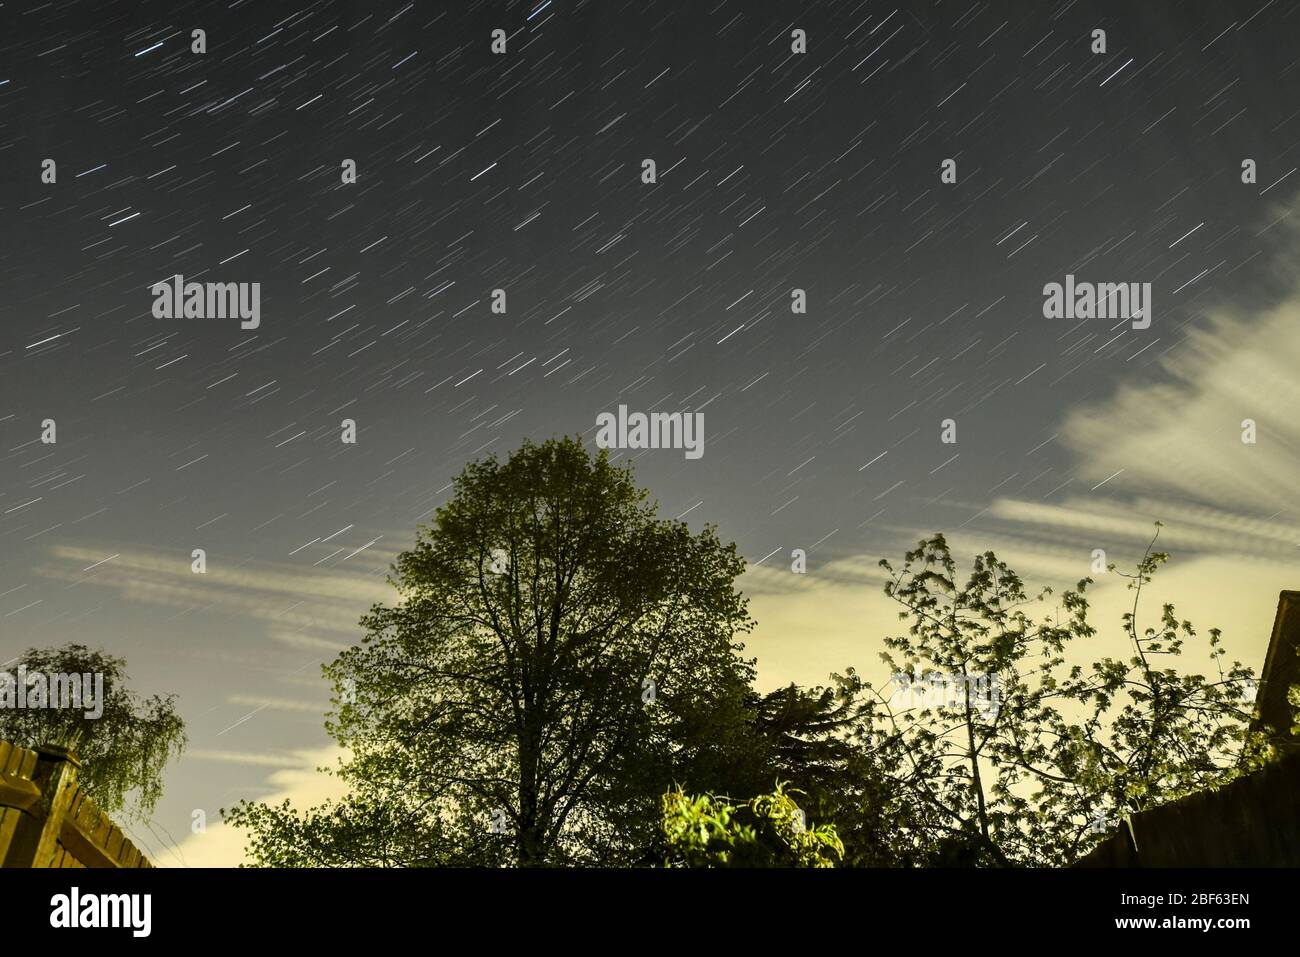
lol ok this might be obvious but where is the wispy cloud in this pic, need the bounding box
[39,544,396,640]
[188,749,315,768]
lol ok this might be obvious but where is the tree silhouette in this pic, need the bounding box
[225,442,1279,869]
[744,675,910,865]
[227,437,759,866]
[858,526,1271,865]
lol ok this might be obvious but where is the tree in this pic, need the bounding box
[221,791,496,868]
[0,644,185,823]
[226,437,758,866]
[750,675,911,865]
[860,525,1270,866]
[661,782,843,867]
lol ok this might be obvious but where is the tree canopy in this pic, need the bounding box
[227,436,760,865]
[856,526,1269,865]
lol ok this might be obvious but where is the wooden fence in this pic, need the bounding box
[0,739,152,868]
[1074,750,1300,867]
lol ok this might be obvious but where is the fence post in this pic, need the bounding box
[0,744,80,868]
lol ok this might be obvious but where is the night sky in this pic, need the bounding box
[3,0,1299,864]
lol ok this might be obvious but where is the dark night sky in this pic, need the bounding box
[2,0,1298,863]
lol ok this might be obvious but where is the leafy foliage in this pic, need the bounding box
[749,676,912,865]
[222,791,505,868]
[858,525,1270,866]
[0,644,185,822]
[226,437,758,866]
[661,782,843,867]
[225,434,1277,870]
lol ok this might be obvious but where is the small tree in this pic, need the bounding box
[863,525,1269,866]
[0,644,185,823]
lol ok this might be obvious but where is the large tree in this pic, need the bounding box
[227,437,759,866]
